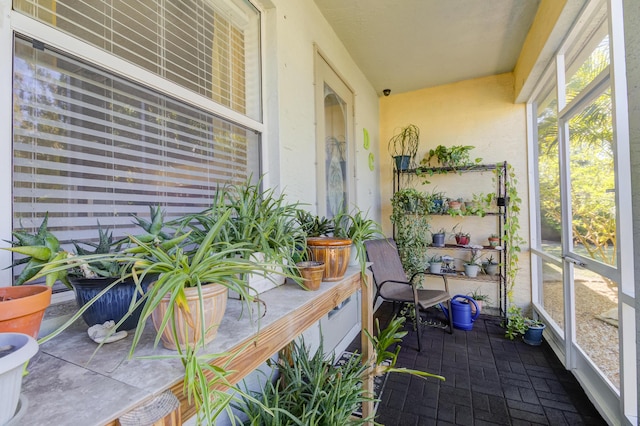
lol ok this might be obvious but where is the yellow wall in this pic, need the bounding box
[379,72,531,306]
[514,0,567,100]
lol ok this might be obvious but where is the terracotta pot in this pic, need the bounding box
[296,261,325,291]
[151,283,228,350]
[305,237,352,282]
[488,237,500,247]
[0,285,52,338]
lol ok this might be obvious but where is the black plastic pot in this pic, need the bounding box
[70,275,154,331]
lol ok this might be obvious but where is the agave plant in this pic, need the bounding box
[5,213,69,287]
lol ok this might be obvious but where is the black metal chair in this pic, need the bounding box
[364,238,453,351]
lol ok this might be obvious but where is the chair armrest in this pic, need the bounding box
[409,271,451,293]
[378,279,413,292]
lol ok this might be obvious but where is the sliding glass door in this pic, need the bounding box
[530,1,636,422]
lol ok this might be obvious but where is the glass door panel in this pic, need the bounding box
[567,89,616,268]
[315,52,353,219]
[574,268,619,388]
[324,86,348,218]
[565,86,619,392]
[540,257,565,330]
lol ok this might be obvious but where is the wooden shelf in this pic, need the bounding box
[21,268,374,426]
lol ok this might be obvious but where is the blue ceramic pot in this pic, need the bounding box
[523,323,546,346]
[70,275,154,331]
[394,155,411,171]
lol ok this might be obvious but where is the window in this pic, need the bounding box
[10,0,262,287]
[13,0,261,120]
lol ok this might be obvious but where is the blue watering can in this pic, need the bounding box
[439,295,480,331]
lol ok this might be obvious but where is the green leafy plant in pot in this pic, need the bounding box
[391,189,432,277]
[334,207,384,278]
[178,178,304,295]
[388,124,420,171]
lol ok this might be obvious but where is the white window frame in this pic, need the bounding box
[0,0,271,295]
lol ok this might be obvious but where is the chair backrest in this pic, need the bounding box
[364,238,409,289]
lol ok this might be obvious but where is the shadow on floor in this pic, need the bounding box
[348,302,607,426]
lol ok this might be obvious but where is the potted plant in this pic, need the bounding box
[452,224,470,245]
[463,248,482,278]
[431,228,446,247]
[391,189,431,277]
[523,319,546,346]
[238,316,443,424]
[5,210,171,332]
[294,260,325,291]
[334,207,383,276]
[447,198,464,214]
[505,305,546,345]
[488,234,501,247]
[482,254,499,276]
[421,144,482,169]
[388,124,420,171]
[296,211,352,282]
[428,255,443,274]
[126,209,273,350]
[0,332,39,425]
[178,179,304,295]
[467,288,491,315]
[0,285,52,339]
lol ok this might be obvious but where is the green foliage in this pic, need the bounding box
[5,213,69,287]
[390,188,434,215]
[468,288,491,303]
[505,306,527,340]
[388,124,420,160]
[536,38,616,266]
[295,210,334,237]
[334,207,384,278]
[390,188,433,276]
[495,163,525,303]
[240,339,374,425]
[421,145,482,169]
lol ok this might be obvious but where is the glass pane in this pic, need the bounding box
[540,257,564,332]
[566,35,610,104]
[567,89,616,266]
[574,268,619,389]
[14,0,261,120]
[536,89,561,252]
[324,84,347,218]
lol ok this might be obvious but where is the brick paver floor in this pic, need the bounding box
[349,302,607,426]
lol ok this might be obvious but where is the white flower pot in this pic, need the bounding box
[464,264,480,278]
[0,333,38,425]
[429,262,442,274]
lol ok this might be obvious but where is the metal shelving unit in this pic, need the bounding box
[393,162,509,317]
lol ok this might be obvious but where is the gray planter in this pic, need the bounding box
[0,333,38,425]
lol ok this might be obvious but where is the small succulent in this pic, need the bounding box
[5,213,69,287]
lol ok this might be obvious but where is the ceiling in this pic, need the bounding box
[313,0,541,96]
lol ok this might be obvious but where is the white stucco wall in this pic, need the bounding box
[261,0,381,223]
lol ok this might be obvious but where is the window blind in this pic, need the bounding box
[13,36,260,247]
[13,0,262,121]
